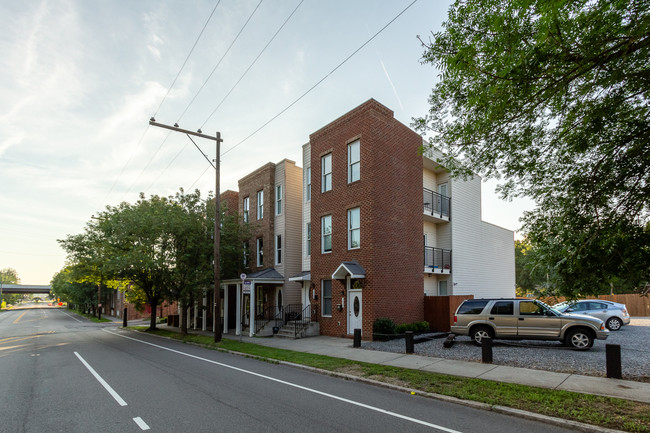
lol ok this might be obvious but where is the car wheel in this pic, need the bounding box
[605,317,622,331]
[470,326,493,346]
[565,328,594,350]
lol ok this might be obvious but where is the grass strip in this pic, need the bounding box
[132,328,649,432]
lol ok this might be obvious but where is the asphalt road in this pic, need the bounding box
[0,306,580,433]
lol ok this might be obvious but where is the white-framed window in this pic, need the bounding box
[306,222,311,256]
[275,235,282,265]
[257,190,264,220]
[256,238,263,267]
[348,139,360,183]
[306,167,311,201]
[348,207,360,249]
[321,215,332,253]
[322,280,332,316]
[243,197,249,223]
[243,242,249,267]
[276,184,282,215]
[321,154,332,192]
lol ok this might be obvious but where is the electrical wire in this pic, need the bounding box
[221,0,419,157]
[104,1,221,206]
[176,0,264,124]
[153,0,223,118]
[200,0,304,129]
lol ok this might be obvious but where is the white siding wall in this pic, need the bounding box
[274,163,286,278]
[448,174,515,298]
[282,160,304,304]
[423,274,437,296]
[301,143,311,272]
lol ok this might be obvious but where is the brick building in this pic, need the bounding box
[292,99,515,340]
[222,159,303,336]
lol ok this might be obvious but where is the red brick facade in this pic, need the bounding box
[220,190,239,217]
[309,99,424,339]
[238,163,275,272]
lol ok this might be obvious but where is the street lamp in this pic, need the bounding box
[148,119,223,342]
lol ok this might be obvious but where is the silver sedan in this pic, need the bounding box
[553,300,631,331]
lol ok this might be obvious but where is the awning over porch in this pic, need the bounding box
[332,260,366,279]
[289,271,311,282]
[246,267,285,283]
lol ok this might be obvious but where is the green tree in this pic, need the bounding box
[416,0,650,297]
[51,266,98,312]
[0,267,20,284]
[514,238,535,296]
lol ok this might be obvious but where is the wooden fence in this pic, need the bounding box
[539,294,650,317]
[424,295,473,332]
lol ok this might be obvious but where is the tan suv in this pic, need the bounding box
[450,299,609,350]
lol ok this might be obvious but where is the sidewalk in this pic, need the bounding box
[122,318,650,404]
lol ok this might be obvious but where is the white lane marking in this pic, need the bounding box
[133,417,150,430]
[59,310,83,322]
[74,351,128,406]
[104,330,463,433]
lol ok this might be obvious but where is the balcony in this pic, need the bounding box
[423,188,450,223]
[424,247,451,274]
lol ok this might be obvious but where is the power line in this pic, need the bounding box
[104,1,221,207]
[153,0,223,118]
[222,0,419,157]
[176,0,264,124]
[200,0,304,129]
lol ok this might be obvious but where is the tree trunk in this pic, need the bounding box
[148,300,158,331]
[180,300,188,335]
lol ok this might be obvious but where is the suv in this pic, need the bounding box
[451,299,609,350]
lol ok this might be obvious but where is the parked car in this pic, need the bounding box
[552,300,630,331]
[451,298,609,350]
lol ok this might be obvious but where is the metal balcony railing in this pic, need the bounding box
[424,246,452,271]
[423,188,450,220]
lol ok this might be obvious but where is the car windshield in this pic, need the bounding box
[533,300,560,316]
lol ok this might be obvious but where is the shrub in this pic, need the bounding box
[373,317,397,340]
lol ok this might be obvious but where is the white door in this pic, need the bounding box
[347,290,362,334]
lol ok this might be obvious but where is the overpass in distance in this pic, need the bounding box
[1,284,52,294]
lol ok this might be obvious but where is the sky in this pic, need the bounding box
[0,0,534,285]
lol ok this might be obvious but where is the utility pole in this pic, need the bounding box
[149,119,223,342]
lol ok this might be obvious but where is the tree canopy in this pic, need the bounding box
[58,189,250,331]
[416,0,649,297]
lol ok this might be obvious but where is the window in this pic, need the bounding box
[457,300,488,315]
[243,197,249,223]
[348,207,360,249]
[306,167,311,201]
[275,235,282,265]
[519,301,545,315]
[257,190,264,220]
[348,139,360,183]
[276,184,282,215]
[321,215,332,253]
[243,242,249,267]
[256,238,263,267]
[306,222,311,256]
[322,280,332,316]
[438,280,448,296]
[490,301,514,315]
[321,154,332,192]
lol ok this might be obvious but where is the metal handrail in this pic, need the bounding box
[254,304,281,334]
[293,304,313,337]
[424,246,452,271]
[423,188,450,219]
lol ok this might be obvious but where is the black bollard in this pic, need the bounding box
[405,331,414,354]
[606,344,622,379]
[353,328,361,348]
[123,308,128,327]
[481,337,493,363]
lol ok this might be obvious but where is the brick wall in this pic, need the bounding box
[220,190,239,217]
[238,163,275,272]
[309,99,424,339]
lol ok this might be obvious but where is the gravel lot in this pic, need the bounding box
[362,317,650,382]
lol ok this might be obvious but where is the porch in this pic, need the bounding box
[424,246,452,274]
[423,188,450,223]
